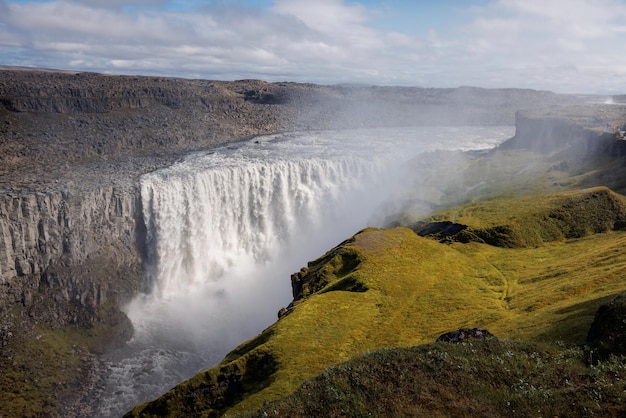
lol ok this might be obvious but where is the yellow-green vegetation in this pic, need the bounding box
[247,340,626,417]
[127,188,626,417]
[0,290,133,418]
[1,322,92,418]
[422,186,626,247]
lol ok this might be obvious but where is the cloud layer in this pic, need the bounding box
[1,0,625,93]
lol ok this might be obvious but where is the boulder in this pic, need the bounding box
[586,292,626,361]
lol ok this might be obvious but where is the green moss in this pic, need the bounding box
[127,349,278,418]
[0,277,134,417]
[291,239,364,300]
[420,186,626,247]
[0,322,96,417]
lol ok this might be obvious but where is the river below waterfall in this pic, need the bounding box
[96,126,514,417]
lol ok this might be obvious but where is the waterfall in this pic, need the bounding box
[140,155,386,299]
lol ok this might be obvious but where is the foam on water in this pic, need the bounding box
[96,126,514,417]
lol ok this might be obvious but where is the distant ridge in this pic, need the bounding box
[0,65,81,74]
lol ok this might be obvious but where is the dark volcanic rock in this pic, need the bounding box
[0,185,144,316]
[586,292,626,361]
[436,328,498,343]
[413,221,468,240]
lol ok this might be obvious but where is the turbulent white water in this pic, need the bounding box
[96,126,514,417]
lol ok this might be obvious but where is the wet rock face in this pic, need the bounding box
[436,328,498,343]
[586,292,626,360]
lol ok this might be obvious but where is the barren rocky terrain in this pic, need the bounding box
[0,67,581,193]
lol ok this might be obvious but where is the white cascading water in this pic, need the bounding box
[96,126,514,417]
[141,157,381,298]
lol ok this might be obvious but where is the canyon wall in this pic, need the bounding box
[500,105,626,157]
[0,69,578,190]
[0,185,144,333]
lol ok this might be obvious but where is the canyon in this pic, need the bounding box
[2,67,624,416]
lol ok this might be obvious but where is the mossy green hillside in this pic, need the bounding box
[419,186,626,247]
[128,186,626,417]
[248,340,626,418]
[1,325,90,417]
[0,302,130,418]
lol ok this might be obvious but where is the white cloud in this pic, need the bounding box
[272,0,369,31]
[457,0,626,92]
[79,0,168,10]
[0,0,625,93]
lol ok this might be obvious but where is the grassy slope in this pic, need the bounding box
[127,192,626,417]
[247,340,626,417]
[1,323,94,417]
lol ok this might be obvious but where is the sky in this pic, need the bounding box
[1,0,626,94]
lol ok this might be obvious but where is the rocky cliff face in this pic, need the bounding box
[0,69,580,191]
[0,185,142,416]
[500,104,626,157]
[0,71,291,192]
[0,185,142,315]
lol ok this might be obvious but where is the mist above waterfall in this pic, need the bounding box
[97,126,513,417]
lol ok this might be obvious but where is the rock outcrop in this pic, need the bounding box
[499,104,626,158]
[436,328,498,343]
[0,185,144,416]
[586,292,626,361]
